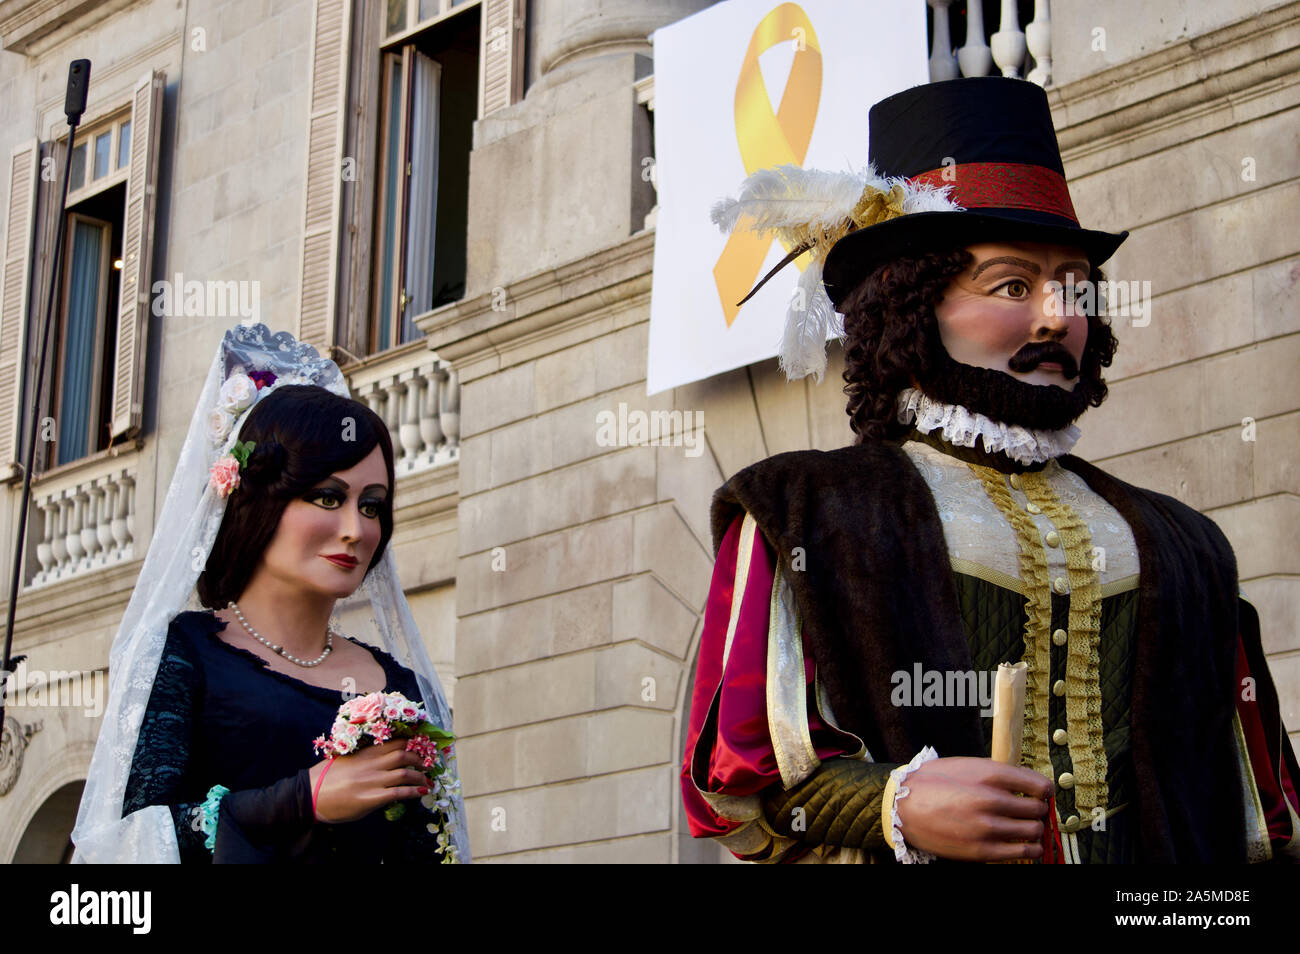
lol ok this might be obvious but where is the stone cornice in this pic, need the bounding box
[416,228,655,383]
[1049,1,1300,161]
[0,0,138,55]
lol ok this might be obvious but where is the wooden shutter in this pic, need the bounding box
[298,0,352,351]
[110,69,164,441]
[0,140,38,480]
[480,0,524,118]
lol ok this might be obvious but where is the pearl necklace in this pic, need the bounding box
[228,600,336,667]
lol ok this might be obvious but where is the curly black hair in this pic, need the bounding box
[196,384,396,610]
[839,247,1119,443]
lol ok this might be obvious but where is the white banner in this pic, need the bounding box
[647,0,928,395]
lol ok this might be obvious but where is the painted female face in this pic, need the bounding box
[256,445,390,599]
[933,241,1092,390]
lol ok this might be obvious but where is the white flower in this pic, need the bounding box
[219,373,257,413]
[205,407,234,444]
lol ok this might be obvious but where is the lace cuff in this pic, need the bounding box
[883,745,939,864]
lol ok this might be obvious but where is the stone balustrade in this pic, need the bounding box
[346,344,461,477]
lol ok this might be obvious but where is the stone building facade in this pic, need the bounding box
[0,0,1295,862]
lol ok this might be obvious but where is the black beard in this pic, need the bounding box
[913,340,1104,432]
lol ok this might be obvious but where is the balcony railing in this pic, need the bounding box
[27,460,136,590]
[929,0,1052,86]
[346,343,461,477]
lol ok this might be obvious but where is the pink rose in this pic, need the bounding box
[400,704,420,721]
[347,693,385,724]
[383,704,402,720]
[209,456,241,498]
[332,737,353,755]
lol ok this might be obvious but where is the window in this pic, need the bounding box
[0,71,162,479]
[297,0,521,360]
[371,5,479,352]
[49,111,131,468]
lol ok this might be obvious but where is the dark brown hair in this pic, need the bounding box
[839,247,1118,443]
[196,384,396,609]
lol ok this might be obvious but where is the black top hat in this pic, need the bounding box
[821,77,1128,309]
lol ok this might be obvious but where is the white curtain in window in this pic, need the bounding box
[59,218,106,464]
[403,50,441,343]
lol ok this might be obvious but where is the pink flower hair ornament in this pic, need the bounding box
[209,440,256,499]
[207,368,279,499]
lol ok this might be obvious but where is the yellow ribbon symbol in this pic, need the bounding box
[714,3,823,328]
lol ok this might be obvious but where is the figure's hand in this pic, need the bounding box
[893,756,1052,861]
[308,739,430,824]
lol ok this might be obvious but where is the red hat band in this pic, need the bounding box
[908,162,1080,224]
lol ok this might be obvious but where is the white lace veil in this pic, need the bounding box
[70,322,470,863]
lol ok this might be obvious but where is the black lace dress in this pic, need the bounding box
[122,609,448,863]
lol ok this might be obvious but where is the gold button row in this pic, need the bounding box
[1052,628,1067,645]
[1053,576,1069,594]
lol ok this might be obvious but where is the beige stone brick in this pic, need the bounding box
[1105,270,1256,382]
[654,438,723,553]
[456,432,493,497]
[585,709,676,775]
[455,512,635,615]
[1254,411,1300,498]
[512,717,589,789]
[809,340,854,450]
[1205,495,1300,579]
[1240,577,1300,656]
[459,444,656,551]
[485,832,672,863]
[1096,425,1252,511]
[593,642,681,711]
[456,727,516,795]
[552,384,677,472]
[1068,102,1300,234]
[592,322,650,394]
[1252,255,1300,342]
[534,342,598,412]
[456,652,596,734]
[1076,335,1300,460]
[459,363,535,436]
[464,765,670,855]
[673,366,768,480]
[1202,336,1300,435]
[750,355,811,455]
[612,573,700,660]
[633,504,713,611]
[1114,181,1300,305]
[456,583,611,675]
[461,709,673,795]
[1265,652,1300,739]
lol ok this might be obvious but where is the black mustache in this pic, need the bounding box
[1008,342,1078,378]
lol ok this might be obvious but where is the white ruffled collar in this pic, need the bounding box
[896,387,1080,467]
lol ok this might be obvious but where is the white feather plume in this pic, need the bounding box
[712,163,964,382]
[778,258,843,383]
[711,163,964,241]
[711,165,868,238]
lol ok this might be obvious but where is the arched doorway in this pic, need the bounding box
[13,781,83,863]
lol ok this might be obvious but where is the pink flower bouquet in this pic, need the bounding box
[313,690,460,862]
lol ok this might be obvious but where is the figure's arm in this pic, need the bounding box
[1233,595,1300,862]
[682,511,917,862]
[123,626,314,863]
